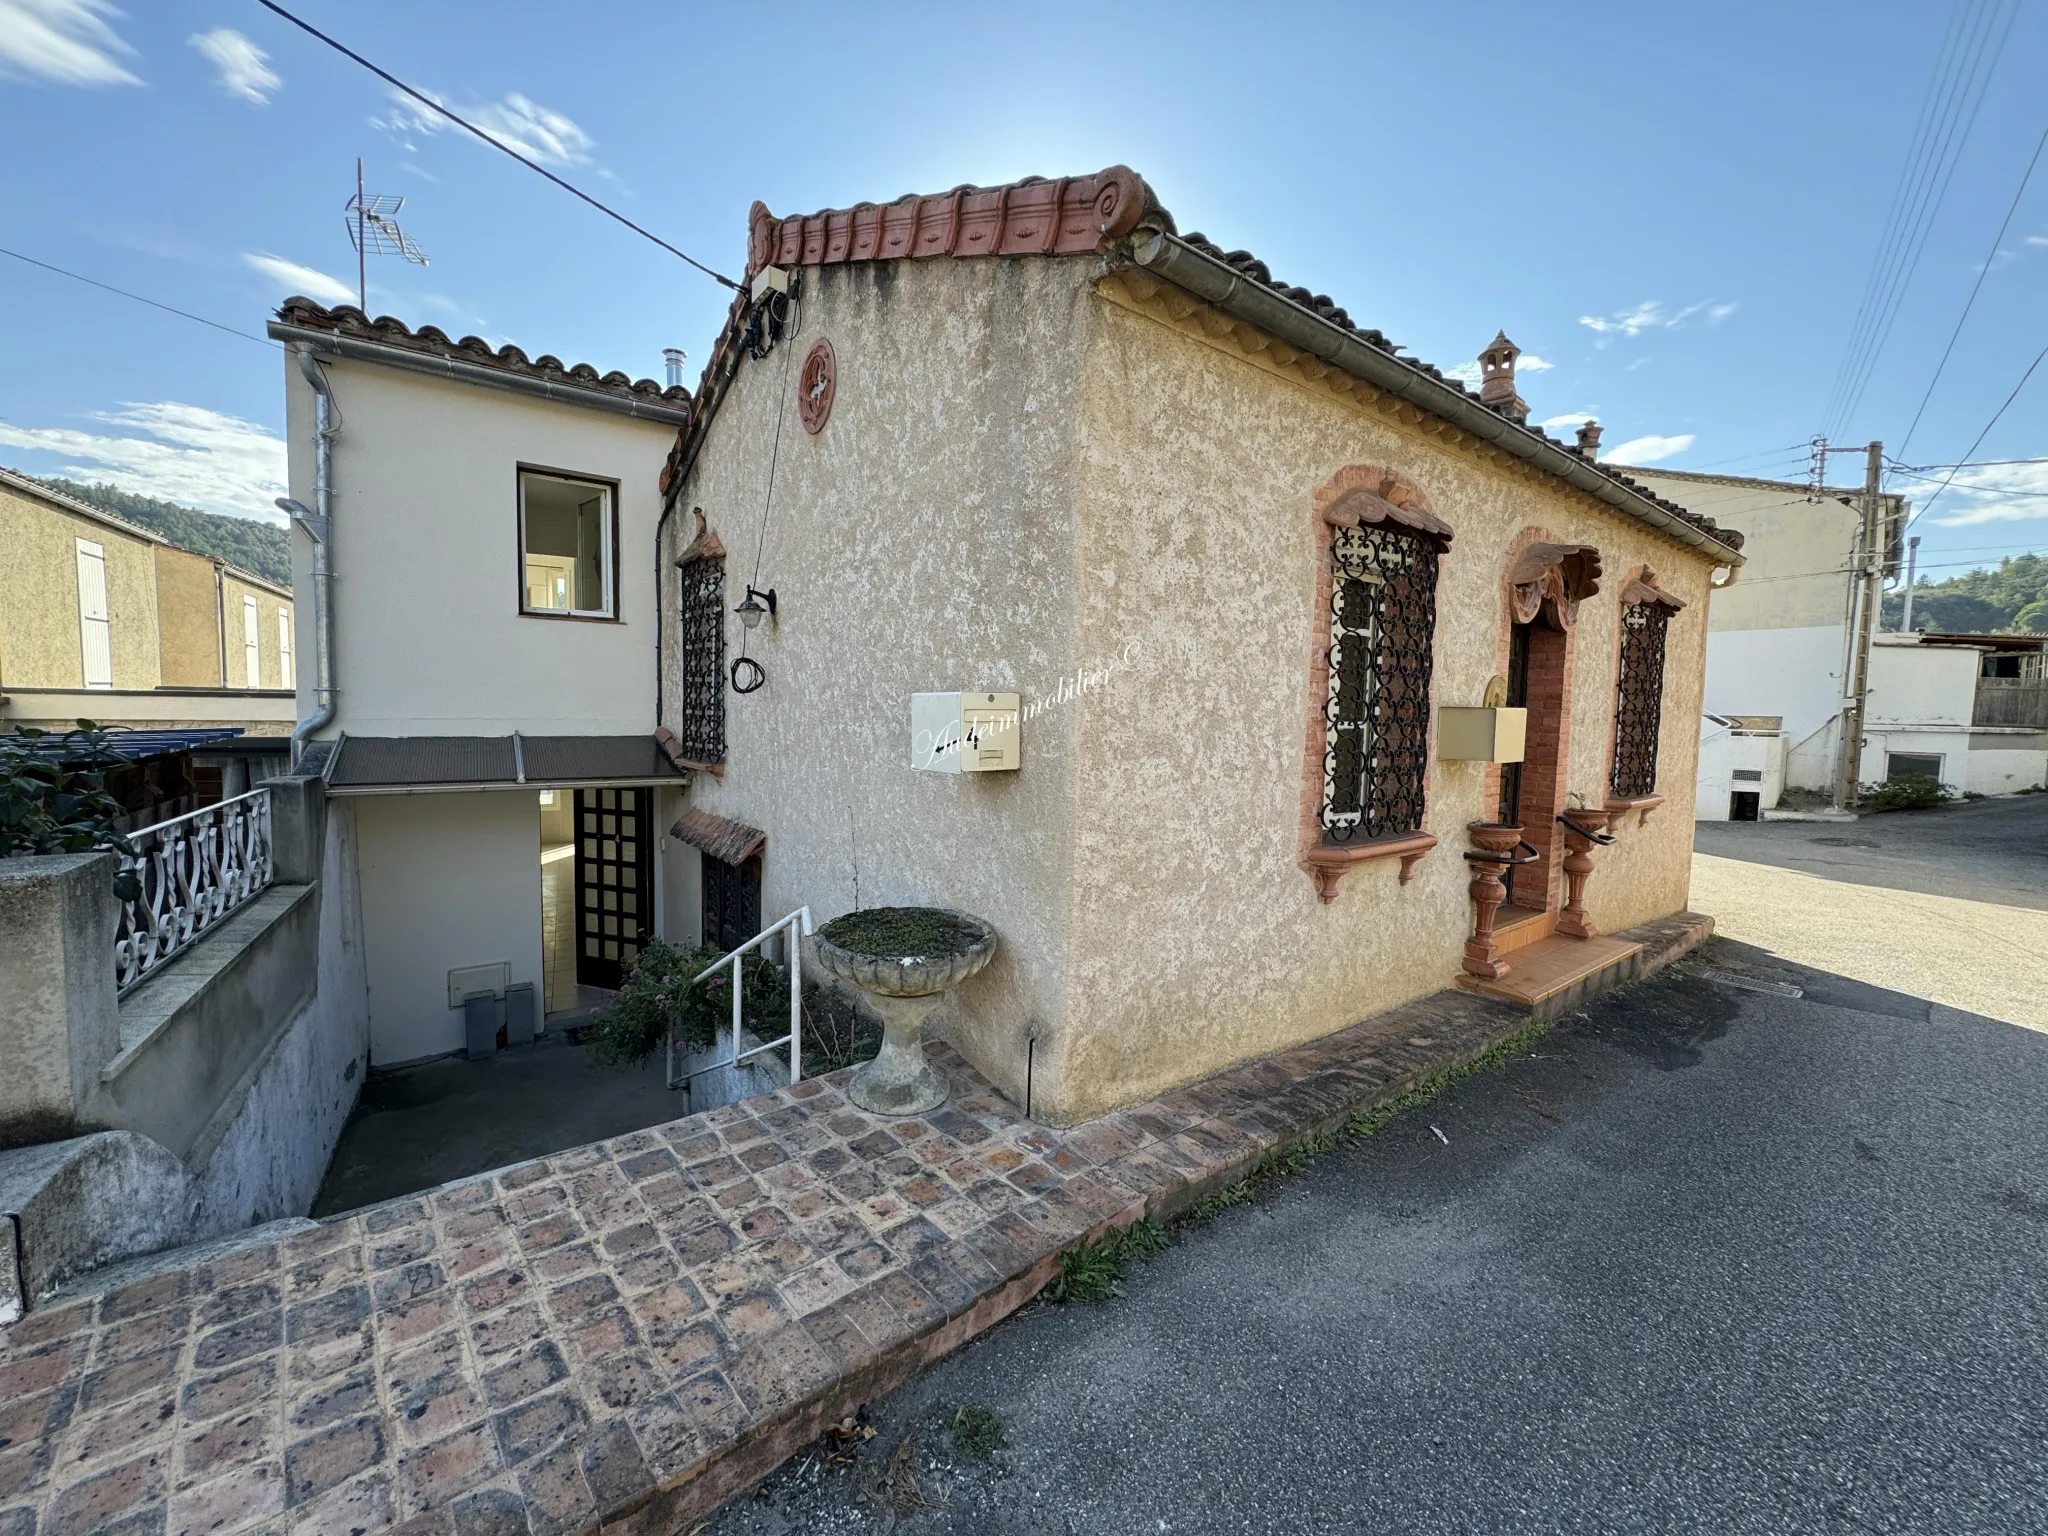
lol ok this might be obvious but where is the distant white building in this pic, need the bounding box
[1634,467,2048,809]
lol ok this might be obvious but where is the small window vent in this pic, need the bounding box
[1732,769,1763,782]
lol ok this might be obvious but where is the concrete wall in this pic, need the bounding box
[0,853,123,1149]
[666,255,1725,1124]
[354,790,546,1063]
[661,258,1094,1097]
[154,546,224,687]
[1628,470,1858,633]
[1867,637,1978,728]
[0,478,160,691]
[1696,720,1785,820]
[282,356,673,736]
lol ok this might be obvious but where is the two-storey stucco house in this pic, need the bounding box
[269,302,693,1065]
[653,166,1746,1126]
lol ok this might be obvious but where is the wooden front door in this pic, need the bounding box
[574,788,651,989]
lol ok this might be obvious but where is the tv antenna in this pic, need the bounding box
[344,157,428,311]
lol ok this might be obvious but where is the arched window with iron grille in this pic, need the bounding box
[677,553,726,764]
[1322,521,1440,843]
[1611,600,1670,799]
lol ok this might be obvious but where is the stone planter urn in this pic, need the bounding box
[811,907,997,1116]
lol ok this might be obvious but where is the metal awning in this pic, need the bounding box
[322,734,689,795]
[2,726,243,765]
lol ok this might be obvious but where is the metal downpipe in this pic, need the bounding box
[288,344,337,765]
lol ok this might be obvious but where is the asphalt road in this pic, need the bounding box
[1693,791,2048,910]
[708,944,2048,1535]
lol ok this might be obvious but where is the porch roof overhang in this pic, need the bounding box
[1118,231,1747,568]
[320,734,690,795]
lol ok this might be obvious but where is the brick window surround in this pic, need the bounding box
[1606,565,1687,820]
[1482,532,1603,917]
[1298,466,1454,903]
[673,509,728,770]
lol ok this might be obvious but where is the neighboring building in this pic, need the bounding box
[0,466,296,738]
[1695,713,1787,821]
[268,301,693,1066]
[1859,630,2048,796]
[1624,465,1909,799]
[655,166,1746,1126]
[1631,466,2047,807]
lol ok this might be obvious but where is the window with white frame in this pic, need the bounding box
[277,610,293,690]
[244,595,262,689]
[520,469,616,618]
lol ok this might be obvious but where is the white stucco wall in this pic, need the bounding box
[1703,624,1844,746]
[281,359,675,736]
[353,791,545,1064]
[1696,719,1784,820]
[1866,638,1978,728]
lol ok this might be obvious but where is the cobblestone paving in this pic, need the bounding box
[0,975,1583,1536]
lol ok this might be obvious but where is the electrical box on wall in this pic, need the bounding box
[1437,706,1528,763]
[912,692,1022,773]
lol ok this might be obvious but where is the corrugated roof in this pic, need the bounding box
[4,726,244,764]
[322,735,687,791]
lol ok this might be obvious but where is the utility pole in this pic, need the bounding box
[1835,440,1884,810]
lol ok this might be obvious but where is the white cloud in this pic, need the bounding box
[0,402,287,522]
[0,0,139,86]
[243,252,356,308]
[1579,299,1736,345]
[1927,461,2048,526]
[1602,432,1696,466]
[373,85,594,167]
[2027,235,2048,247]
[188,27,278,105]
[1517,354,1554,372]
[1442,361,1483,386]
[1539,412,1597,430]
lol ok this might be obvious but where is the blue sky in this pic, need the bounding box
[2,1,2044,581]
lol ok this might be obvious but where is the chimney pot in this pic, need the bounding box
[663,348,688,389]
[1477,330,1528,423]
[1576,420,1603,459]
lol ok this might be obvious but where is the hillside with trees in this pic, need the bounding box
[14,471,292,588]
[1880,552,2048,634]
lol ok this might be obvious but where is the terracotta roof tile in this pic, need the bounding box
[273,299,692,410]
[671,165,1743,554]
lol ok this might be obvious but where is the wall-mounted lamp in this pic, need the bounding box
[735,586,778,630]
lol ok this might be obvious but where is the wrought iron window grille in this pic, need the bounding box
[1611,601,1670,799]
[677,553,727,762]
[1321,522,1439,843]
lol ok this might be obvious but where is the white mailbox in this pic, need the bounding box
[912,692,1021,773]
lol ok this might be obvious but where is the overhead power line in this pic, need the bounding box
[252,0,741,292]
[1897,118,2048,458]
[0,245,280,348]
[1906,336,2048,527]
[1820,0,2018,442]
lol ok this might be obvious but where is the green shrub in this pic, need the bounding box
[587,939,779,1066]
[1860,773,1953,813]
[0,722,140,899]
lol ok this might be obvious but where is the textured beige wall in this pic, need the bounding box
[1041,284,1719,1121]
[0,482,159,692]
[221,572,293,692]
[663,257,1095,1108]
[154,546,223,688]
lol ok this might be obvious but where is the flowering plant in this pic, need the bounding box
[587,937,787,1066]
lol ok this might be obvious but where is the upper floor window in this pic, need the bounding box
[520,468,616,619]
[1611,598,1672,799]
[1322,520,1440,842]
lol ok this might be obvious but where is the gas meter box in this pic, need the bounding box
[911,692,1021,773]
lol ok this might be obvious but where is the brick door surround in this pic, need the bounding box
[1484,529,1600,917]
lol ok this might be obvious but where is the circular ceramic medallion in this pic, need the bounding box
[798,339,836,434]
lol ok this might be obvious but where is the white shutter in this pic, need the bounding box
[244,596,261,689]
[75,540,113,689]
[278,610,293,691]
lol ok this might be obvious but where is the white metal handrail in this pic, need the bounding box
[667,906,813,1092]
[115,787,274,992]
